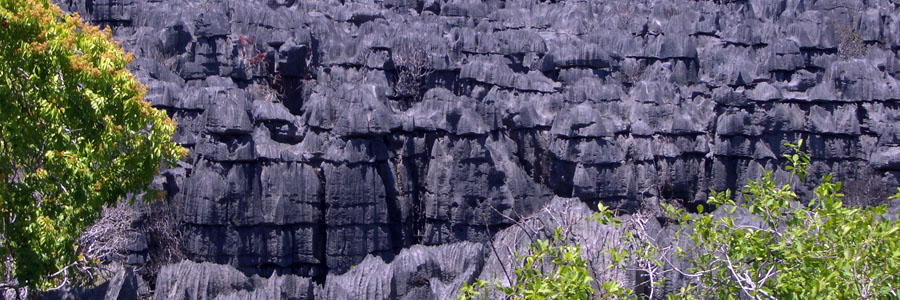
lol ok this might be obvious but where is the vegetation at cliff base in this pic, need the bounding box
[0,0,185,289]
[459,140,900,299]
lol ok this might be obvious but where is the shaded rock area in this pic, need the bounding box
[138,197,638,300]
[54,0,900,298]
[150,242,481,300]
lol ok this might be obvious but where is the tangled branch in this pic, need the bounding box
[392,38,433,100]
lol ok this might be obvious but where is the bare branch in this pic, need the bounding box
[481,212,513,286]
[392,38,433,100]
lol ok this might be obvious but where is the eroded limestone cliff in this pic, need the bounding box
[52,0,900,298]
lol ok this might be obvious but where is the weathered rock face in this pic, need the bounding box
[151,242,483,300]
[145,197,634,300]
[56,0,900,297]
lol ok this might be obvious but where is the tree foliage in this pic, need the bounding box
[0,0,185,288]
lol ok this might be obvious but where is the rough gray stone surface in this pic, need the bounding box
[152,242,481,300]
[55,0,900,298]
[152,261,314,300]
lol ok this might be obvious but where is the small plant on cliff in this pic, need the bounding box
[0,0,185,290]
[836,23,868,58]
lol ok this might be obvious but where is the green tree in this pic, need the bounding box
[0,0,185,288]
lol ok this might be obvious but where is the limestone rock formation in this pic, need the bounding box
[54,0,900,298]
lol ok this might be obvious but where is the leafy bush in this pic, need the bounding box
[458,228,594,300]
[0,0,185,289]
[667,140,900,299]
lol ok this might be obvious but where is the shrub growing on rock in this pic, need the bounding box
[0,0,185,289]
[457,228,595,300]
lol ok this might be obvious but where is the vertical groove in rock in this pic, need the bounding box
[314,160,327,284]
